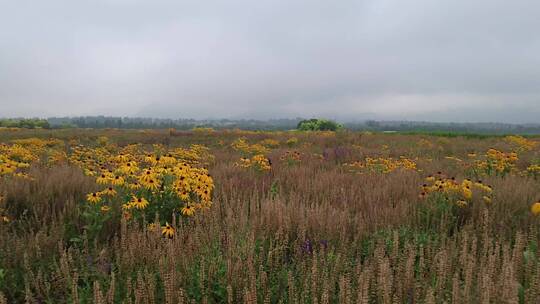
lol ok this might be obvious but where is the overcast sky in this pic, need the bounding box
[1,0,540,122]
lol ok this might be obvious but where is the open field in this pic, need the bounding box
[1,128,540,303]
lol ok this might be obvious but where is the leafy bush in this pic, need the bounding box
[297,118,342,131]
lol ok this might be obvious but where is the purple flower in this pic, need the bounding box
[301,239,313,255]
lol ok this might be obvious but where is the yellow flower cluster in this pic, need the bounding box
[70,143,214,236]
[527,164,540,178]
[475,149,518,176]
[280,150,301,164]
[259,138,280,148]
[487,148,518,162]
[420,173,493,207]
[236,154,272,172]
[0,138,63,179]
[11,137,63,148]
[504,135,538,152]
[231,138,270,155]
[171,144,215,165]
[191,127,216,135]
[345,156,417,174]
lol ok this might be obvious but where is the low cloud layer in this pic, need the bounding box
[1,0,539,122]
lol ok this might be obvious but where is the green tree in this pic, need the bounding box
[297,118,342,131]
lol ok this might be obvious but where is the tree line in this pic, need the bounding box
[0,118,50,129]
[1,116,539,134]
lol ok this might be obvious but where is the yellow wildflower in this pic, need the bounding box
[131,197,149,209]
[456,200,468,208]
[101,187,117,197]
[147,223,157,231]
[96,174,111,185]
[87,192,102,204]
[181,205,195,216]
[532,201,540,216]
[462,186,472,200]
[111,175,125,186]
[162,223,175,238]
[143,178,160,191]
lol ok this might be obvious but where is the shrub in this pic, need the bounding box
[297,118,342,131]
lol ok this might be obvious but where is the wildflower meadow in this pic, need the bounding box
[1,128,540,303]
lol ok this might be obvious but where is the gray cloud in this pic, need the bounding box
[1,0,539,122]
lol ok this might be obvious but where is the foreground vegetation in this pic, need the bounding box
[0,128,539,303]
